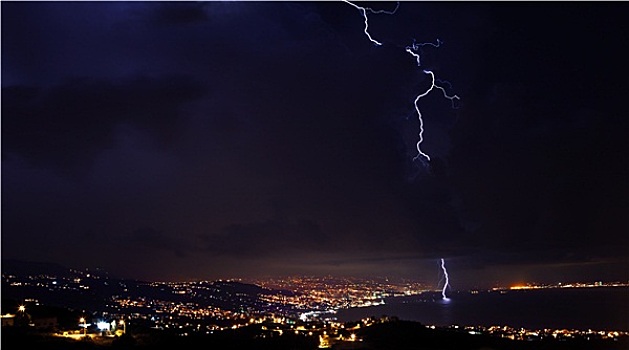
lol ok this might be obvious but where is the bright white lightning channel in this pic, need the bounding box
[440,258,450,301]
[344,1,460,163]
[342,0,399,46]
[411,70,460,162]
[405,39,442,67]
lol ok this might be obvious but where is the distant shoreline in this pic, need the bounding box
[336,286,629,332]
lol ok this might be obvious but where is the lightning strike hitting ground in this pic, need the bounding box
[343,2,458,300]
[440,258,451,301]
[343,1,460,163]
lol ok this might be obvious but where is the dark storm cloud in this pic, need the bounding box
[2,76,206,170]
[450,97,628,255]
[127,227,191,258]
[445,3,629,266]
[200,218,325,257]
[2,2,627,287]
[147,2,210,26]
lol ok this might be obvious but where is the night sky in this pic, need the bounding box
[2,1,627,289]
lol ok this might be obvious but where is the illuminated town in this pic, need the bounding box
[501,281,629,291]
[2,265,628,349]
[249,276,430,315]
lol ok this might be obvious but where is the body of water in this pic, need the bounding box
[336,287,629,331]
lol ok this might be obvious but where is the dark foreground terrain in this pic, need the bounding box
[3,321,628,350]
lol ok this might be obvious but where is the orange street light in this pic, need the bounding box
[80,317,87,336]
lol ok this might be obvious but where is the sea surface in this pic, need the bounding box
[335,287,629,331]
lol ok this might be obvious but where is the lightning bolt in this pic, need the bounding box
[412,70,460,162]
[405,39,442,67]
[343,1,460,163]
[343,0,457,302]
[342,0,399,46]
[440,258,450,301]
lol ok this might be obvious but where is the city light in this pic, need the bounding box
[79,317,90,336]
[4,266,628,344]
[97,321,110,331]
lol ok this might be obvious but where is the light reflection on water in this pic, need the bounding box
[336,288,629,331]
